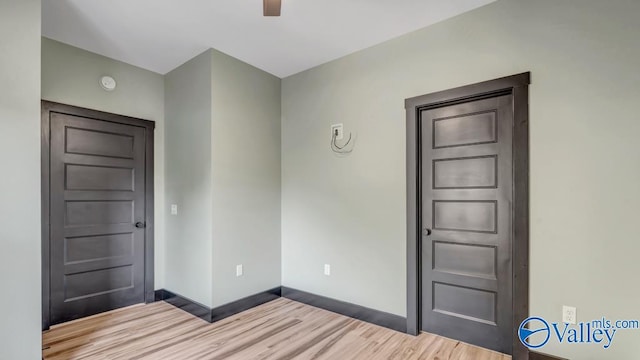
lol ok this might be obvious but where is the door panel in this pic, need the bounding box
[433,155,497,189]
[64,233,134,263]
[433,110,497,148]
[432,282,496,324]
[49,112,147,325]
[64,266,134,300]
[65,164,134,191]
[65,126,135,158]
[432,241,496,278]
[421,95,513,354]
[433,200,497,233]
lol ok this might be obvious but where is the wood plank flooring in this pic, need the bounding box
[43,298,511,360]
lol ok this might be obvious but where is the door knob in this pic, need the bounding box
[424,228,432,236]
[135,222,146,229]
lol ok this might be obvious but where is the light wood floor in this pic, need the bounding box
[43,298,511,360]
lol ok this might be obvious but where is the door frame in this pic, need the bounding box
[404,73,530,359]
[41,100,156,330]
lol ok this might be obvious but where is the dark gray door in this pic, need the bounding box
[49,111,147,325]
[421,94,513,353]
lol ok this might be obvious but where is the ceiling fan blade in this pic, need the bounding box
[263,0,281,16]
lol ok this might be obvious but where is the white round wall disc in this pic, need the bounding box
[100,76,117,91]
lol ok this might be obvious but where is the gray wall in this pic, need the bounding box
[0,1,41,359]
[281,0,640,359]
[164,51,214,307]
[210,49,281,307]
[41,38,167,289]
[42,41,282,309]
[163,49,282,308]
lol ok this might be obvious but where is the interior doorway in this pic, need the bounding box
[405,73,530,357]
[41,101,155,329]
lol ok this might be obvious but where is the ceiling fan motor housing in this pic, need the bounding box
[264,0,282,16]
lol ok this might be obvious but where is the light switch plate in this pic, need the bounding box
[324,264,331,276]
[236,264,243,277]
[170,204,178,215]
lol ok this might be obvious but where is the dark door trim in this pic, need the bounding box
[404,73,530,359]
[41,100,156,330]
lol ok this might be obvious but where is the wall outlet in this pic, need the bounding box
[324,264,331,276]
[236,264,243,277]
[563,305,577,324]
[331,124,344,140]
[170,204,178,215]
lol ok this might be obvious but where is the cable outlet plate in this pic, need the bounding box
[331,124,344,140]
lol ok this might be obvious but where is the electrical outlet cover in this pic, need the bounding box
[562,305,577,324]
[324,264,331,276]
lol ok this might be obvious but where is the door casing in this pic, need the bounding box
[41,101,155,330]
[405,73,530,359]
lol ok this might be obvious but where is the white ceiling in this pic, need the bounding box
[42,0,495,78]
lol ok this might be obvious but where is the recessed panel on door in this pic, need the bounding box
[433,200,497,233]
[64,265,134,301]
[65,164,134,191]
[433,110,497,149]
[64,233,134,264]
[433,155,497,189]
[433,282,497,325]
[433,241,496,279]
[65,201,134,226]
[65,126,134,159]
